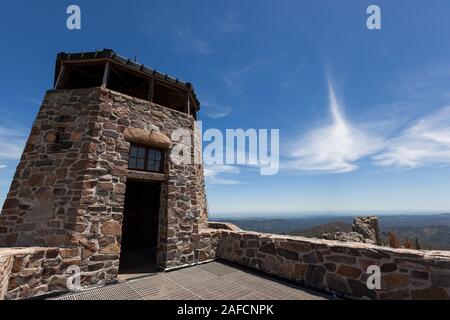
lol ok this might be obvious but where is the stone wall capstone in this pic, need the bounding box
[217,229,450,300]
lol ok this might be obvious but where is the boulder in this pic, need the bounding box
[123,127,171,149]
[352,216,380,244]
[319,216,381,245]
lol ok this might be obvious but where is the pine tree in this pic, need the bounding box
[415,237,422,250]
[388,232,400,248]
[404,238,413,249]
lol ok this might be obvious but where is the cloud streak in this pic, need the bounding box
[0,125,27,161]
[204,165,241,185]
[289,82,384,173]
[373,106,450,169]
[175,29,213,56]
[219,58,265,90]
[288,77,450,174]
[203,100,232,119]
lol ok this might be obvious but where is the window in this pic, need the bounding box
[128,144,164,173]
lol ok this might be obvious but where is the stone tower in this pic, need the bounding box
[0,49,209,284]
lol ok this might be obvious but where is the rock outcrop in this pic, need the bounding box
[320,216,381,245]
[353,216,380,244]
[321,231,368,243]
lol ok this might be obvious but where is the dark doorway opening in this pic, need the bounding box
[119,180,161,275]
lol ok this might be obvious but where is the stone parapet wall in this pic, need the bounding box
[0,247,116,300]
[0,229,221,300]
[217,229,450,300]
[1,227,449,300]
[194,229,222,263]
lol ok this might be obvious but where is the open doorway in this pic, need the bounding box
[119,180,161,276]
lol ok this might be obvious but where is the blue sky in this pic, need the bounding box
[1,1,450,217]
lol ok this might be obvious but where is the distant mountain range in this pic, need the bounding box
[213,213,450,250]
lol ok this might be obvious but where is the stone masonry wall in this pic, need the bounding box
[218,229,450,300]
[194,229,222,264]
[0,89,100,247]
[0,247,111,300]
[96,88,208,269]
[0,253,13,300]
[2,227,450,300]
[0,86,209,277]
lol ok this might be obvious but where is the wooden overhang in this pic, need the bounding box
[53,49,200,114]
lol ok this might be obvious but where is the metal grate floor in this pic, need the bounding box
[52,261,332,300]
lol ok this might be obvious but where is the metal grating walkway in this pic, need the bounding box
[52,261,332,300]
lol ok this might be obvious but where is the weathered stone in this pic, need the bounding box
[61,258,81,269]
[260,242,276,255]
[337,265,362,279]
[302,252,318,264]
[319,216,380,245]
[352,216,380,244]
[381,273,411,290]
[329,246,361,257]
[430,272,450,287]
[411,270,429,280]
[411,287,449,300]
[380,263,398,273]
[324,263,337,272]
[123,127,171,149]
[45,249,59,259]
[379,290,410,300]
[99,243,120,254]
[326,273,350,295]
[304,265,326,288]
[321,231,366,243]
[347,279,377,300]
[326,255,357,265]
[293,263,307,281]
[277,248,298,261]
[263,255,281,275]
[278,241,311,253]
[48,275,68,291]
[360,249,391,260]
[101,221,122,236]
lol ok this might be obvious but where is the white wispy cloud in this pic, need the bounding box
[288,82,384,173]
[373,106,450,169]
[219,58,265,90]
[217,13,242,35]
[138,5,242,57]
[204,164,241,185]
[175,30,213,56]
[203,100,232,119]
[0,165,6,169]
[22,96,43,106]
[0,124,27,160]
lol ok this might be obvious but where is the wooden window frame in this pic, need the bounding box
[128,143,165,173]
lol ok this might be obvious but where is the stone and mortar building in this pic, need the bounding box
[0,50,449,300]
